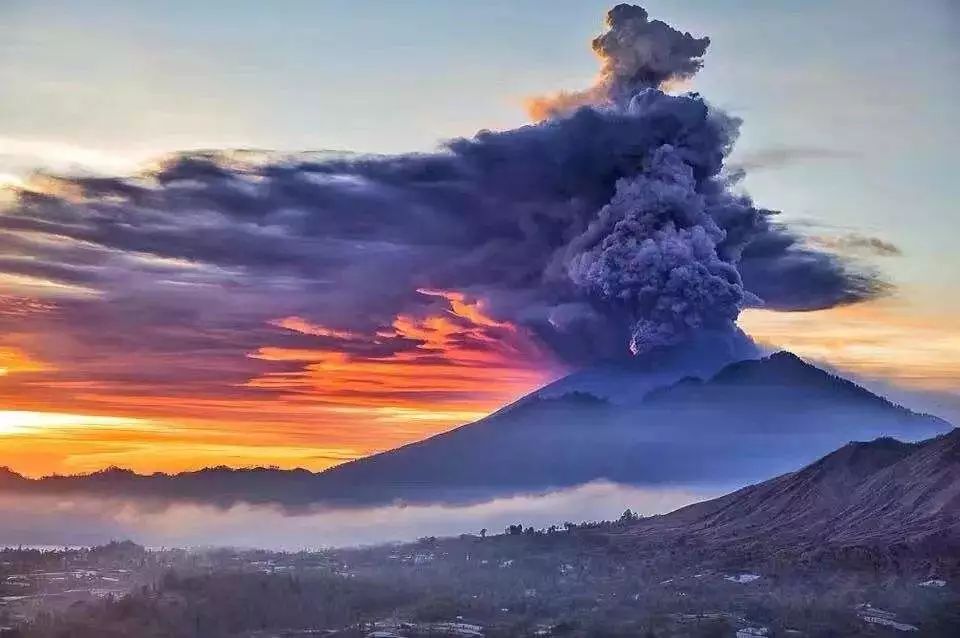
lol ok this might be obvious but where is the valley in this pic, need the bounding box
[6,429,959,637]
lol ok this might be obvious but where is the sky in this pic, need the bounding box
[0,0,958,477]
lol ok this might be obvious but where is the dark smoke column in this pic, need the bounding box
[532,4,882,356]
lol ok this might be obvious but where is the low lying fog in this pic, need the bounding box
[0,483,718,550]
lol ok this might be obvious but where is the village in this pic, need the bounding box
[2,522,956,637]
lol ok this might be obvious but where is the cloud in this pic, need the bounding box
[0,5,885,456]
[0,483,716,549]
[247,289,554,410]
[730,146,856,173]
[269,316,361,341]
[808,233,902,257]
[0,98,878,367]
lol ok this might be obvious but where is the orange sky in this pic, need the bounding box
[1,289,958,478]
[1,1,958,483]
[0,290,564,477]
[740,303,960,393]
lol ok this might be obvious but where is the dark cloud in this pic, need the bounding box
[0,4,884,380]
[736,230,889,311]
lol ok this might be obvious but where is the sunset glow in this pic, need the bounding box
[0,0,957,485]
[2,286,956,478]
[0,289,562,477]
[0,410,150,436]
[740,302,960,391]
[1,4,958,634]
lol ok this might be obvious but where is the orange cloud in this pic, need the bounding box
[525,88,606,122]
[3,288,956,480]
[0,346,52,376]
[268,316,360,341]
[250,289,561,412]
[0,289,563,477]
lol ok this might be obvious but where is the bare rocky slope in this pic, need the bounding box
[625,428,960,559]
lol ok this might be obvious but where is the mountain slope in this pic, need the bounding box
[835,427,960,544]
[630,428,960,552]
[537,328,759,404]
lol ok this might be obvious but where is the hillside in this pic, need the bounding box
[628,428,960,554]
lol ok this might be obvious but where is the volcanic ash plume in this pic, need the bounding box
[566,144,744,354]
[527,3,710,120]
[0,5,883,372]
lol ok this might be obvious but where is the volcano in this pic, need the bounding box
[310,351,949,504]
[0,352,950,507]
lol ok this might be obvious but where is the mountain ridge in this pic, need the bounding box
[623,428,960,556]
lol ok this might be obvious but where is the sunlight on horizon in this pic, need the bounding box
[0,410,154,437]
[1,300,958,478]
[740,303,960,392]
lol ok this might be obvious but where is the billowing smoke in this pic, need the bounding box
[595,4,710,96]
[527,3,710,119]
[0,4,882,370]
[565,141,746,354]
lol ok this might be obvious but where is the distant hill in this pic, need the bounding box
[1,351,948,507]
[0,465,326,509]
[0,466,28,488]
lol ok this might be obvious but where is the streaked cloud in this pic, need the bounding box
[729,146,855,173]
[806,233,902,257]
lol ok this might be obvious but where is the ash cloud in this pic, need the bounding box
[527,3,710,119]
[0,4,883,378]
